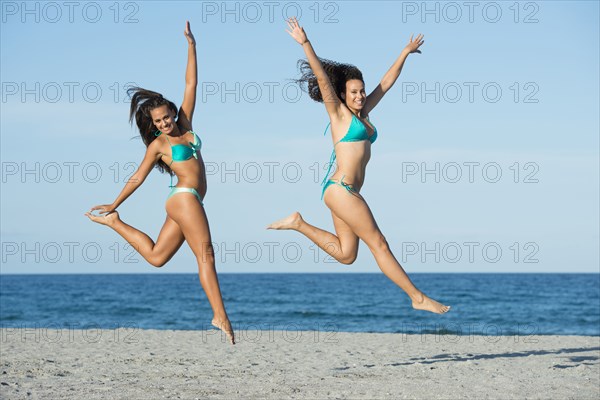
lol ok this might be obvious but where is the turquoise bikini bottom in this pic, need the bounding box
[167,187,204,205]
[321,175,360,200]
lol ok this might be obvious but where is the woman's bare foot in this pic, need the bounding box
[212,318,235,345]
[411,292,451,314]
[84,210,120,227]
[266,211,303,230]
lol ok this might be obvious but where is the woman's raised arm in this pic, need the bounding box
[286,17,343,120]
[178,20,197,131]
[363,34,424,116]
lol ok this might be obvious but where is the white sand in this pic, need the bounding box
[1,328,598,399]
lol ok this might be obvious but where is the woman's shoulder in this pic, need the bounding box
[147,133,167,156]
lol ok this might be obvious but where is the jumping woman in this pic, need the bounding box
[269,18,450,314]
[85,22,235,343]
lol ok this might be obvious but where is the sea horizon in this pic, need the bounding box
[1,271,598,275]
[2,273,599,336]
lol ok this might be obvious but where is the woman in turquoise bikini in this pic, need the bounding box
[269,18,450,314]
[85,22,235,343]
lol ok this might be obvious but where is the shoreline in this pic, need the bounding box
[2,329,599,399]
[2,324,598,337]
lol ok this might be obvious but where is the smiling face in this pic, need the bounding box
[150,105,177,134]
[341,79,366,112]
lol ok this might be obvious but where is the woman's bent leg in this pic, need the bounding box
[267,211,359,265]
[86,211,185,268]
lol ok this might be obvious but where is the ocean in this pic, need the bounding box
[1,273,599,336]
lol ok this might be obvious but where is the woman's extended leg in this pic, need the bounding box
[165,193,235,344]
[85,211,185,268]
[267,211,359,265]
[327,186,450,314]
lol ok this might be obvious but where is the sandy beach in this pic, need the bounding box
[1,328,598,399]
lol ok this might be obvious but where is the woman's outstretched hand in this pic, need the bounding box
[87,204,116,217]
[285,17,308,45]
[85,204,119,226]
[405,33,425,54]
[184,20,196,45]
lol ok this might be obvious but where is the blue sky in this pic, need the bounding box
[1,1,598,274]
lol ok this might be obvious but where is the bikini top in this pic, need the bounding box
[333,113,378,144]
[155,130,202,188]
[155,130,202,166]
[322,114,377,185]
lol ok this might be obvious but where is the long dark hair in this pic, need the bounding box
[295,58,364,103]
[127,86,178,175]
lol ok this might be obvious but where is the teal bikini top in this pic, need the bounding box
[335,113,378,144]
[155,130,202,166]
[155,130,202,188]
[322,114,377,185]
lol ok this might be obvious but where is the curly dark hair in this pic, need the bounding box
[295,58,364,103]
[127,86,178,175]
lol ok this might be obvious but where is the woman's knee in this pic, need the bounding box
[324,241,357,265]
[194,242,215,265]
[338,251,357,265]
[148,253,169,268]
[369,233,390,255]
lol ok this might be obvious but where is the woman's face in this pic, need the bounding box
[342,79,366,110]
[150,105,177,134]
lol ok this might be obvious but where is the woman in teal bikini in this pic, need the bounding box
[269,18,450,314]
[85,22,235,343]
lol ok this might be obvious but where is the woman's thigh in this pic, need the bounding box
[324,185,384,249]
[165,193,213,260]
[152,215,186,255]
[330,211,359,255]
